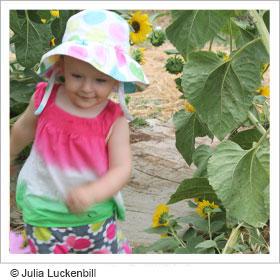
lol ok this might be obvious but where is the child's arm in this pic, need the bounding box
[10,95,38,163]
[66,116,132,213]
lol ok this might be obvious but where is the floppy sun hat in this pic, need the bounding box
[35,9,149,119]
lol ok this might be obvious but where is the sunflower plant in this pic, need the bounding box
[128,11,152,45]
[149,28,166,47]
[166,10,270,254]
[134,200,227,254]
[138,10,270,254]
[134,198,269,254]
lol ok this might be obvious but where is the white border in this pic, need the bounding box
[1,0,279,264]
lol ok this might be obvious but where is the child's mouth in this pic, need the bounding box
[79,95,96,100]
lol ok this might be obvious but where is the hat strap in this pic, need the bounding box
[117,82,134,121]
[34,69,58,115]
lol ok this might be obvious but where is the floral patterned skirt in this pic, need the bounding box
[10,216,132,254]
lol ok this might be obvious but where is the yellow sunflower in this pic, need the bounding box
[49,37,56,47]
[195,200,219,219]
[50,10,60,18]
[257,85,270,97]
[184,100,196,113]
[223,53,230,62]
[152,204,169,228]
[128,11,152,44]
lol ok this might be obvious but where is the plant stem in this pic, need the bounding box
[249,10,269,55]
[208,37,214,51]
[169,227,186,248]
[248,111,267,135]
[207,212,222,253]
[25,10,30,21]
[229,19,233,53]
[207,212,212,240]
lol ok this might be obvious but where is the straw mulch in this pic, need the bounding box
[128,42,184,122]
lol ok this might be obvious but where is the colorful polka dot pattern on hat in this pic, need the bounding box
[23,216,132,254]
[37,9,149,86]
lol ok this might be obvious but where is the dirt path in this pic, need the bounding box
[118,119,217,247]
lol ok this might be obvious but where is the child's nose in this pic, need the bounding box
[82,80,94,93]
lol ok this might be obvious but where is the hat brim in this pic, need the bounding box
[38,41,149,88]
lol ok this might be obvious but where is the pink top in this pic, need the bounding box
[34,82,124,176]
[16,82,126,227]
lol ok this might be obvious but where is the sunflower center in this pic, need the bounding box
[132,21,141,33]
[159,213,168,225]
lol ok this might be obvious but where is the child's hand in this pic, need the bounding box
[65,184,95,214]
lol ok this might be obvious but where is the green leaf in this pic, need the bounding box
[12,13,52,68]
[178,228,205,253]
[207,140,269,227]
[182,38,265,140]
[210,220,225,233]
[263,10,269,32]
[256,138,269,175]
[214,233,226,242]
[174,247,196,254]
[177,214,209,232]
[27,10,44,24]
[229,128,262,150]
[10,81,35,103]
[150,237,180,252]
[168,177,218,204]
[170,10,184,21]
[173,109,213,165]
[144,226,169,235]
[195,239,217,249]
[232,21,269,63]
[132,245,150,254]
[37,10,52,22]
[164,49,180,55]
[10,10,25,34]
[192,144,213,177]
[256,138,270,216]
[51,10,73,45]
[187,200,197,208]
[23,69,42,83]
[10,34,20,44]
[166,10,231,57]
[233,21,255,48]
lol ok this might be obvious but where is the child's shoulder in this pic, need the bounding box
[33,82,47,109]
[105,100,124,119]
[35,81,48,90]
[102,100,124,135]
[33,82,60,110]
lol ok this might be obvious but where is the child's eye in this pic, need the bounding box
[96,78,107,83]
[71,73,82,79]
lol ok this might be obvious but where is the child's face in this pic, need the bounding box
[62,56,119,110]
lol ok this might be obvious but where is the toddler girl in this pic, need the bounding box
[10,9,149,254]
